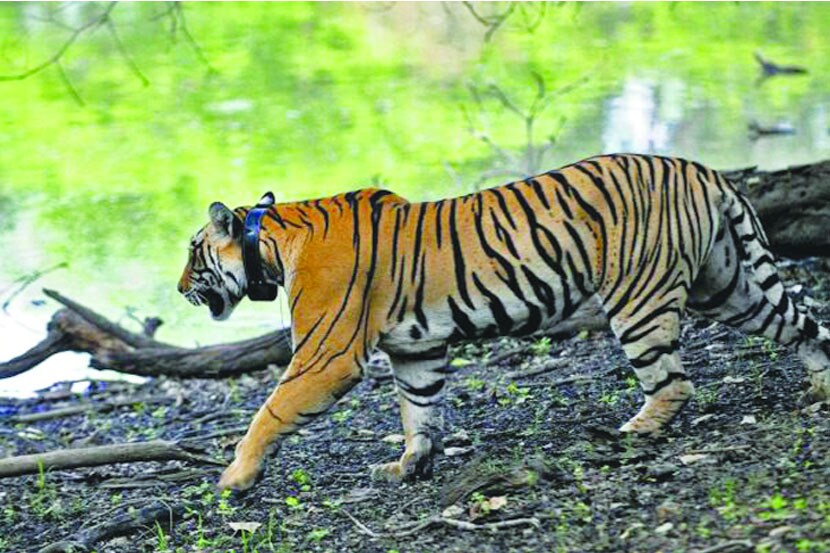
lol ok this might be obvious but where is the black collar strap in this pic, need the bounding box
[242,204,279,301]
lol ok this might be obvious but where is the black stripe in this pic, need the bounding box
[448,199,475,309]
[643,372,689,396]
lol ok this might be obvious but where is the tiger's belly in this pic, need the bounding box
[379,272,586,356]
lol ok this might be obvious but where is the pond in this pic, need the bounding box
[1,2,828,395]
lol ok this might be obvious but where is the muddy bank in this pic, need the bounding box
[1,259,829,553]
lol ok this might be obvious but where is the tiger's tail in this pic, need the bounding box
[717,175,830,398]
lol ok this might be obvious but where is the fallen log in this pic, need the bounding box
[0,160,826,382]
[0,288,293,380]
[724,161,830,257]
[0,439,224,478]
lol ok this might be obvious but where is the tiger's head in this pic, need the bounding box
[177,201,250,321]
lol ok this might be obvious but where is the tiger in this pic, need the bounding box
[178,154,830,492]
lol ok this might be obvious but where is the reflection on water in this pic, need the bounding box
[603,78,673,153]
[0,2,828,395]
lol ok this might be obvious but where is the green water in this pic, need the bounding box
[1,2,828,393]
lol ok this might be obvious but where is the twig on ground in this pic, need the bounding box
[10,396,175,423]
[504,357,571,379]
[342,509,541,538]
[0,440,223,478]
[694,540,754,553]
[685,445,752,455]
[483,347,527,368]
[98,469,203,489]
[192,425,248,441]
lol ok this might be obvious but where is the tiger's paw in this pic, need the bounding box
[619,417,665,436]
[217,457,263,492]
[370,461,409,483]
[370,453,433,483]
[806,369,830,403]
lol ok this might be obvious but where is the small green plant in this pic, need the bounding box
[154,521,168,552]
[469,491,506,517]
[285,495,302,509]
[758,493,808,521]
[331,408,353,423]
[322,498,341,511]
[464,377,486,392]
[290,468,312,490]
[30,461,59,519]
[598,391,620,406]
[530,336,552,356]
[307,528,329,542]
[695,386,718,409]
[228,378,241,403]
[708,479,741,522]
[795,539,824,552]
[498,382,531,406]
[193,513,212,549]
[217,489,235,516]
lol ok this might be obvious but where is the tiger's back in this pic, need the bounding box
[377,155,722,350]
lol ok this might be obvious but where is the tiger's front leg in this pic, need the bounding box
[218,355,362,491]
[371,347,448,482]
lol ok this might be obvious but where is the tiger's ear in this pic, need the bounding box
[209,202,240,238]
[258,192,275,206]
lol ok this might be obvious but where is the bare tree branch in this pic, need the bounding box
[105,18,150,87]
[55,60,85,106]
[0,2,117,82]
[462,1,517,42]
[169,2,215,73]
[461,71,591,184]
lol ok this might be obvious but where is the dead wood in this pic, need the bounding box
[0,288,293,380]
[0,440,223,478]
[725,161,830,257]
[38,500,188,553]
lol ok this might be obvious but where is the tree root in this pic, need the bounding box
[38,500,188,553]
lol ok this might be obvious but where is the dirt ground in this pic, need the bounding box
[1,259,829,553]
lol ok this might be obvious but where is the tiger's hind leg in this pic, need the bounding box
[370,346,448,482]
[606,307,695,434]
[689,221,830,401]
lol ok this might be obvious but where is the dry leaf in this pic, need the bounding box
[487,496,508,510]
[679,453,710,465]
[381,434,406,444]
[228,521,262,533]
[445,446,474,457]
[654,522,674,535]
[740,415,757,425]
[691,414,715,426]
